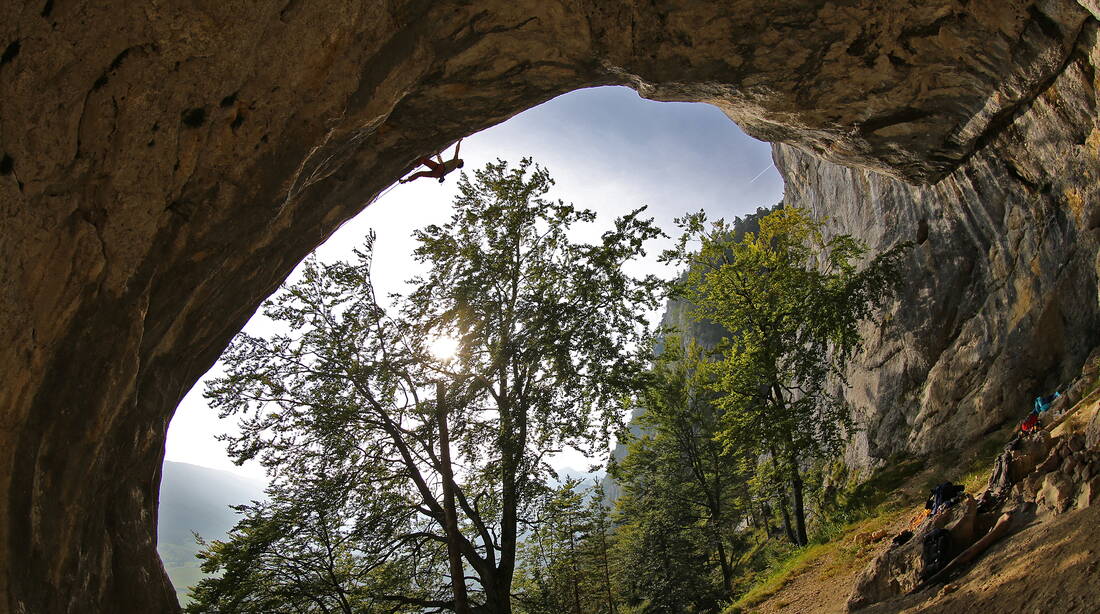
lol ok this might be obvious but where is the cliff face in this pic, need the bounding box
[2,1,1098,611]
[775,18,1100,470]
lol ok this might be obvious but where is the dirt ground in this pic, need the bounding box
[749,503,1100,614]
[746,552,864,614]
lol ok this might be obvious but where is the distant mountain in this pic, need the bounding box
[158,461,266,603]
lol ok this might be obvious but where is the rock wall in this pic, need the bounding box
[1,0,1096,610]
[775,17,1100,471]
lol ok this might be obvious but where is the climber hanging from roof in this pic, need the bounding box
[399,138,464,184]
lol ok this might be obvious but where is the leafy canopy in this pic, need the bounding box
[193,158,665,613]
[663,207,908,460]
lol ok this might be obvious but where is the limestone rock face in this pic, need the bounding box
[1,0,1097,611]
[776,18,1100,471]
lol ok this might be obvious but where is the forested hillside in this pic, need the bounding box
[601,206,775,505]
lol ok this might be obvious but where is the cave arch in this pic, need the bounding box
[0,1,1092,611]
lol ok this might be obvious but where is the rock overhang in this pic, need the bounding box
[0,1,1096,611]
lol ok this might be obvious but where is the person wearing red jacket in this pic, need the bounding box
[400,139,464,184]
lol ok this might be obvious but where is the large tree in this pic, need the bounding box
[664,207,907,546]
[195,159,663,613]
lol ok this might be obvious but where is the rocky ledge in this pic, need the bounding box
[848,373,1100,611]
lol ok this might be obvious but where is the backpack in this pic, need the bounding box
[1021,412,1040,432]
[1034,392,1060,414]
[921,528,952,580]
[925,482,965,514]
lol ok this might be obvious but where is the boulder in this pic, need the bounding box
[941,496,980,545]
[847,497,978,610]
[1036,446,1065,475]
[1085,456,1100,480]
[1037,471,1077,514]
[848,536,926,611]
[1069,434,1086,453]
[986,431,1051,502]
[1063,454,1081,474]
[1078,476,1100,508]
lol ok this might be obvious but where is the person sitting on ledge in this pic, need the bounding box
[399,139,464,184]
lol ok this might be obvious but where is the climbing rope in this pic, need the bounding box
[370,181,400,205]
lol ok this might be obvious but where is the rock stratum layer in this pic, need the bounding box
[1,1,1097,611]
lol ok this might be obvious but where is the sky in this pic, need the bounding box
[163,85,785,482]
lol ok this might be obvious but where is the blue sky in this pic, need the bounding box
[164,85,784,480]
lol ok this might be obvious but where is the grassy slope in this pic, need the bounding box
[723,427,1010,614]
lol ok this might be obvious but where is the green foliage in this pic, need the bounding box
[481,205,911,614]
[514,480,618,614]
[197,158,663,613]
[602,338,752,612]
[655,204,778,355]
[186,469,422,614]
[825,457,923,517]
[662,207,909,545]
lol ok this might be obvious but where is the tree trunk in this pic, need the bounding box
[778,490,797,545]
[787,456,808,546]
[769,384,808,546]
[715,533,733,595]
[436,383,473,614]
[760,501,774,537]
[600,531,617,614]
[570,534,583,614]
[478,585,513,614]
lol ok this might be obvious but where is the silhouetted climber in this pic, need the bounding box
[400,139,464,184]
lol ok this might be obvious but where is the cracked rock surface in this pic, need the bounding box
[0,1,1096,610]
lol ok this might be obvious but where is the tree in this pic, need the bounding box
[513,479,591,614]
[633,337,748,596]
[202,158,663,613]
[663,207,907,546]
[609,436,720,613]
[580,484,619,614]
[514,480,619,614]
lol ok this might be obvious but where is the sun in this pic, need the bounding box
[429,335,460,362]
